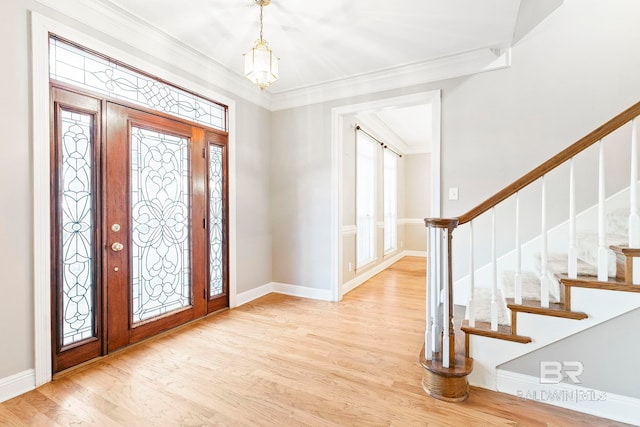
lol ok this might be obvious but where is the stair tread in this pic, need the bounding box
[502,270,562,304]
[505,298,588,319]
[468,287,510,325]
[559,274,640,293]
[609,244,640,256]
[461,320,532,343]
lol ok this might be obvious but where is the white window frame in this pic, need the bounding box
[356,131,377,268]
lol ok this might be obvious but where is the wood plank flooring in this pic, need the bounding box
[0,257,629,426]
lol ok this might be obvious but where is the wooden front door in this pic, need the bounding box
[51,86,228,372]
[104,103,208,350]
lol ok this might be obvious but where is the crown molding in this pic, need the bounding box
[270,47,511,111]
[34,0,271,109]
[35,0,511,112]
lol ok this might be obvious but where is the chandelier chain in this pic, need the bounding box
[259,3,264,41]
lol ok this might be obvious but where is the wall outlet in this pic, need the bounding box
[400,240,404,248]
[348,262,353,272]
[448,187,459,200]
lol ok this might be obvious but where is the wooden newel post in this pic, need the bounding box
[422,217,470,403]
[424,218,458,368]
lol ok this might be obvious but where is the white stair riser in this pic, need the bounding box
[467,288,640,391]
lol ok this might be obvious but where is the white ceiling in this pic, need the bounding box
[90,0,560,149]
[98,0,542,94]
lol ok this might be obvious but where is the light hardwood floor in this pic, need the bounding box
[0,257,629,426]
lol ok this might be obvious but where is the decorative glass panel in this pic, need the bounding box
[209,145,224,297]
[60,110,95,345]
[49,37,227,131]
[131,127,191,323]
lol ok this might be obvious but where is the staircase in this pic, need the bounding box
[419,102,640,422]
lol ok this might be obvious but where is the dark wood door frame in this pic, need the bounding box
[50,87,104,372]
[51,85,229,372]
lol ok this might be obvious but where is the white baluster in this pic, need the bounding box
[514,192,522,304]
[568,158,578,279]
[629,118,640,284]
[597,140,608,281]
[425,226,433,360]
[431,228,440,354]
[491,208,498,331]
[541,176,550,308]
[468,221,476,327]
[442,228,450,368]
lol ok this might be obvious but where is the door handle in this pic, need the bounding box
[111,242,124,252]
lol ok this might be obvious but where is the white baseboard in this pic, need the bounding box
[403,250,427,257]
[235,281,334,307]
[0,369,35,403]
[236,250,426,307]
[341,251,407,296]
[271,282,334,301]
[234,282,273,307]
[496,369,640,425]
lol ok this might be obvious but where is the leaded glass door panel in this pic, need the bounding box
[52,86,229,372]
[105,103,208,351]
[206,133,229,313]
[51,87,104,372]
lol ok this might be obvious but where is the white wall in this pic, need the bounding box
[0,0,35,380]
[443,0,640,278]
[0,0,272,381]
[403,153,431,252]
[270,103,333,289]
[235,97,273,294]
[404,153,431,219]
[499,307,640,399]
[270,0,640,292]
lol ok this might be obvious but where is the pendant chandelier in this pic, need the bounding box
[243,0,279,90]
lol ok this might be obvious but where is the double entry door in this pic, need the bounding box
[51,86,228,372]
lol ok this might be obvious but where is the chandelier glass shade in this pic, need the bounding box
[243,0,279,89]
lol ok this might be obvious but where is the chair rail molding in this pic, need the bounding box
[341,225,357,236]
[399,218,426,225]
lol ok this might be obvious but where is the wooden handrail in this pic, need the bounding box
[456,101,640,225]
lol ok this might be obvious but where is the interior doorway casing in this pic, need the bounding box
[31,12,237,387]
[330,91,441,301]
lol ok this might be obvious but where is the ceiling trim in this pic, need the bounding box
[35,0,271,109]
[269,48,511,111]
[35,0,512,112]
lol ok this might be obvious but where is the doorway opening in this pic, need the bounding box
[331,91,441,301]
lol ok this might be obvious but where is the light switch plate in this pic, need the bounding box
[449,187,459,200]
